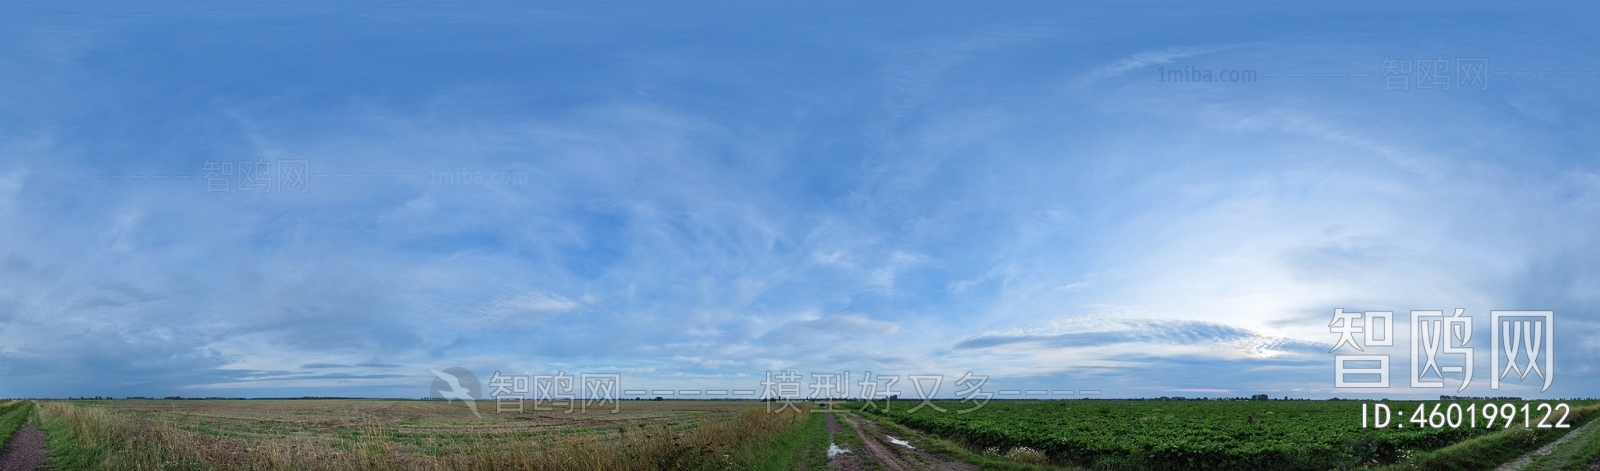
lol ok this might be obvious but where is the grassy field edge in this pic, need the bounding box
[857,408,1075,470]
[0,401,34,453]
[1380,403,1600,471]
[35,399,823,471]
[1521,413,1600,471]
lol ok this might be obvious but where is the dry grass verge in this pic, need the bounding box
[38,400,812,470]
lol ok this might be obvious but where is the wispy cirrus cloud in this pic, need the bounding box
[1076,44,1245,84]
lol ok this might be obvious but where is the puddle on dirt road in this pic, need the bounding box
[827,443,851,457]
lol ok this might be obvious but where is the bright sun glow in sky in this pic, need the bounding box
[1,1,1597,399]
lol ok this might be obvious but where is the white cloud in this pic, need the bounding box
[1078,45,1240,84]
[757,313,902,347]
[464,292,582,327]
[868,251,928,292]
[0,170,22,212]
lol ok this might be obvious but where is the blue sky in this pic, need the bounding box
[1,1,1597,400]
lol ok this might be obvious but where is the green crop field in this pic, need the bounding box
[864,400,1600,471]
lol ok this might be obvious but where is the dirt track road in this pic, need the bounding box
[825,412,869,471]
[1494,418,1600,471]
[0,423,48,471]
[831,413,976,471]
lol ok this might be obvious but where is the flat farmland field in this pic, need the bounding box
[87,398,750,452]
[32,399,813,470]
[18,398,1600,470]
[866,400,1600,471]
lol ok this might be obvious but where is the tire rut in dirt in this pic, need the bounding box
[840,414,922,471]
[826,412,870,471]
[845,415,978,471]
